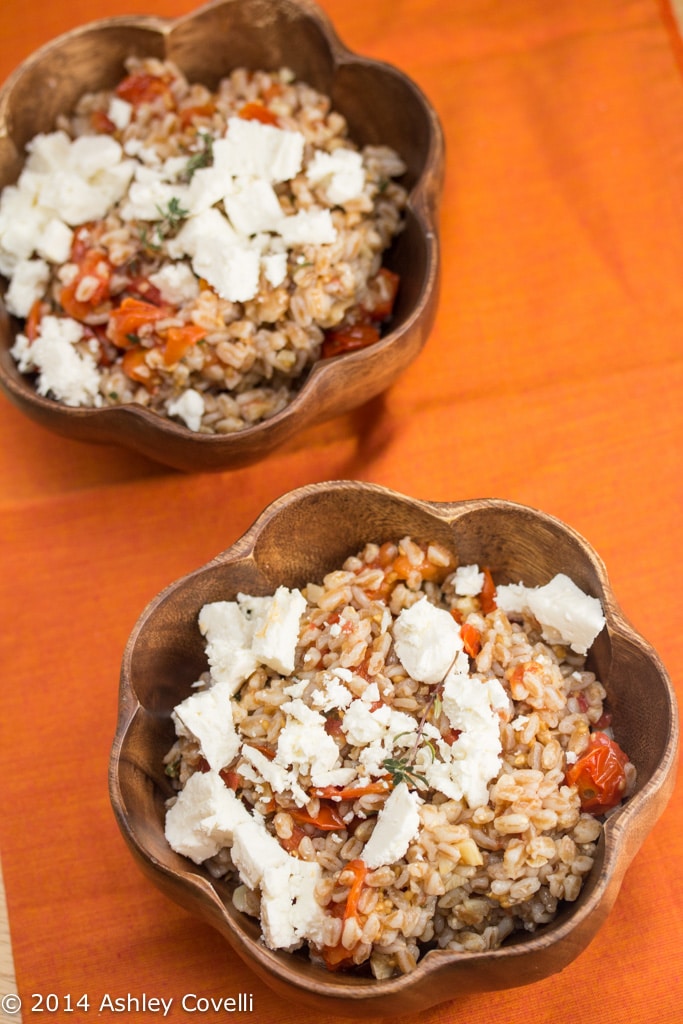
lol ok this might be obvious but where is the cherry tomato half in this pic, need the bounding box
[565,731,630,814]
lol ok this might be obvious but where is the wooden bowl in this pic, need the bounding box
[109,481,678,1015]
[0,0,443,472]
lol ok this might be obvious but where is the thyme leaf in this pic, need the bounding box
[183,132,214,180]
[381,756,430,790]
[138,196,189,253]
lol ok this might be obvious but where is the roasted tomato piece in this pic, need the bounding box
[320,323,380,359]
[565,731,630,814]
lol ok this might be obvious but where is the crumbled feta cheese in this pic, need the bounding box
[120,172,189,222]
[36,218,73,265]
[198,587,305,690]
[262,252,287,288]
[495,573,605,655]
[185,164,232,215]
[0,184,44,275]
[24,130,72,173]
[172,681,241,772]
[4,258,50,317]
[330,666,353,682]
[215,118,305,183]
[36,134,135,224]
[108,96,133,130]
[342,700,417,778]
[241,586,307,675]
[148,262,200,305]
[277,208,337,246]
[393,597,463,684]
[361,783,422,869]
[198,601,259,690]
[275,703,342,788]
[361,682,380,704]
[223,178,284,236]
[260,856,327,951]
[425,668,508,807]
[166,389,205,431]
[282,678,309,698]
[170,207,260,303]
[11,314,102,407]
[342,699,387,746]
[230,813,289,889]
[241,744,308,807]
[306,148,365,206]
[164,770,251,864]
[453,564,485,597]
[0,130,134,275]
[309,674,353,713]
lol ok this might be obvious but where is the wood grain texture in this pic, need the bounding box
[109,482,678,1016]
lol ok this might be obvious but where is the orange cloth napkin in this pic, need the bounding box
[0,1,681,1022]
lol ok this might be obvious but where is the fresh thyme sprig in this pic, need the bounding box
[139,196,189,253]
[381,756,430,790]
[381,686,443,790]
[183,132,214,181]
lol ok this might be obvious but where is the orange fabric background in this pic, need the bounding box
[0,0,682,1022]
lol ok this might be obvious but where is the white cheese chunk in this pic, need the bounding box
[393,597,463,684]
[453,564,485,597]
[37,135,135,225]
[495,573,605,655]
[223,178,284,236]
[198,586,306,691]
[11,314,101,407]
[361,783,422,869]
[342,701,417,777]
[425,669,507,808]
[306,148,365,206]
[360,682,380,704]
[0,184,45,275]
[4,258,50,317]
[120,174,189,222]
[172,681,241,772]
[341,699,386,746]
[164,770,251,864]
[230,813,289,889]
[198,600,259,690]
[241,744,308,807]
[260,857,327,951]
[262,252,287,288]
[275,708,342,788]
[108,96,133,130]
[309,674,353,713]
[215,118,305,183]
[24,130,72,173]
[166,388,205,431]
[276,208,337,246]
[240,586,307,675]
[186,164,233,215]
[170,207,260,303]
[36,218,73,265]
[148,262,199,304]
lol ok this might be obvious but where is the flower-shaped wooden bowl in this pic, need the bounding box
[0,0,443,472]
[109,481,678,1015]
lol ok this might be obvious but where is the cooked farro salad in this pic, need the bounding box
[0,59,407,432]
[163,537,635,978]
